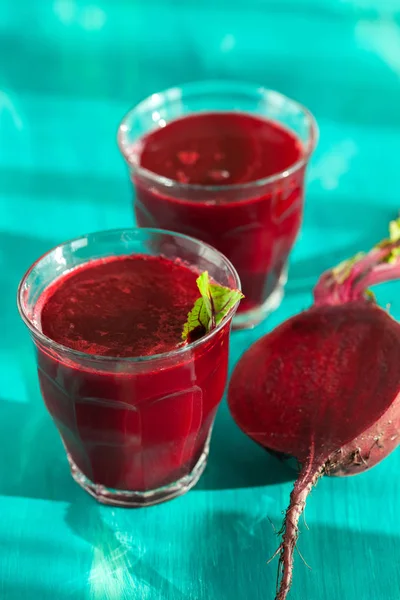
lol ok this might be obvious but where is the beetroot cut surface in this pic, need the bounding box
[228,219,400,600]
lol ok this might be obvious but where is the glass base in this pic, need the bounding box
[233,267,287,330]
[68,444,209,508]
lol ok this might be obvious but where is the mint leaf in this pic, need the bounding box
[196,271,214,323]
[182,298,210,342]
[182,271,243,342]
[209,283,244,325]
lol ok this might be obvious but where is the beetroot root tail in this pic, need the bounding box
[275,462,324,600]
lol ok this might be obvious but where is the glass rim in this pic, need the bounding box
[17,227,241,364]
[117,79,319,193]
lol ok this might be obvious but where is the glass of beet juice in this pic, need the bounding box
[118,81,318,328]
[17,228,241,507]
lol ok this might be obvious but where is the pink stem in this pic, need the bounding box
[353,262,400,298]
[313,238,400,307]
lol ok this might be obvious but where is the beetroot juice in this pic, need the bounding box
[18,229,240,506]
[118,83,317,327]
[135,112,303,315]
[39,256,200,358]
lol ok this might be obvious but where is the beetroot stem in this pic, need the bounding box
[314,219,400,307]
[353,262,400,298]
[276,461,324,600]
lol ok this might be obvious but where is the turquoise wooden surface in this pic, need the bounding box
[1,1,400,598]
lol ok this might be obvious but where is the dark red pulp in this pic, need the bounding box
[228,302,400,464]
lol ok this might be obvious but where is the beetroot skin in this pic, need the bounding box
[228,220,400,600]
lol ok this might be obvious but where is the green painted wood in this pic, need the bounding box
[1,1,400,598]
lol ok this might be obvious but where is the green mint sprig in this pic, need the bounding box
[182,271,243,342]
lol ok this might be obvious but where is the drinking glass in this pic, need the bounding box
[118,81,318,328]
[18,228,240,507]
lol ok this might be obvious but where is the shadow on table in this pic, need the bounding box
[195,400,294,491]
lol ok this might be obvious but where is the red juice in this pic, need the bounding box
[34,255,231,494]
[133,112,305,315]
